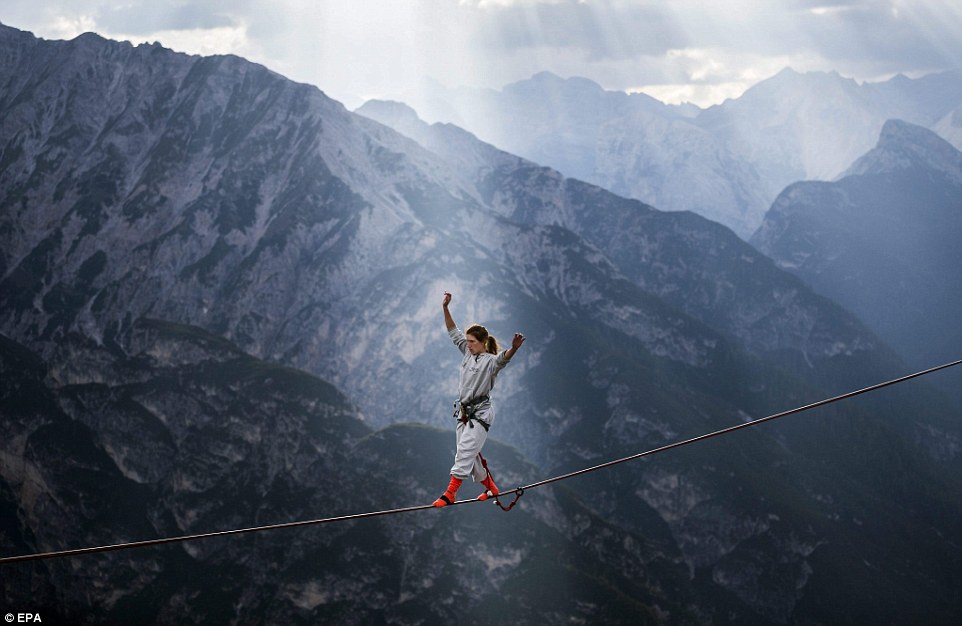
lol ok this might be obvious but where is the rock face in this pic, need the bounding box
[0,322,700,625]
[752,120,962,378]
[2,25,962,625]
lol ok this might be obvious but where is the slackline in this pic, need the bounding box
[2,358,959,565]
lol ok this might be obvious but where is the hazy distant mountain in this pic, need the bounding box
[699,68,959,188]
[3,24,962,624]
[383,72,772,238]
[752,119,962,377]
[869,70,962,144]
[933,100,962,151]
[382,68,962,238]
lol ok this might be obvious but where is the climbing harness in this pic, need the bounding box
[2,358,960,565]
[454,395,490,431]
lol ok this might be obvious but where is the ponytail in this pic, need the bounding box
[466,324,499,354]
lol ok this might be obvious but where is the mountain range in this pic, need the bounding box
[1,23,961,625]
[752,119,962,404]
[390,68,962,238]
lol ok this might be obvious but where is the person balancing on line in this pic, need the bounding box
[433,291,526,508]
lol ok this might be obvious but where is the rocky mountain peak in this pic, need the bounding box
[842,118,962,182]
[752,115,962,375]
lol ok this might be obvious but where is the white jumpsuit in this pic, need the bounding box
[448,326,513,481]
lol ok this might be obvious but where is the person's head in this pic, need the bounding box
[465,324,499,356]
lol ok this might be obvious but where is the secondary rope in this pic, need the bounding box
[2,358,959,565]
[516,357,962,492]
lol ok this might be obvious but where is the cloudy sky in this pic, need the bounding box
[2,0,961,108]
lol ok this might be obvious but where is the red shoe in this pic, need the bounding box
[477,475,499,501]
[433,476,462,508]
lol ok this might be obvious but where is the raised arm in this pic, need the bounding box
[504,332,525,360]
[442,291,456,331]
